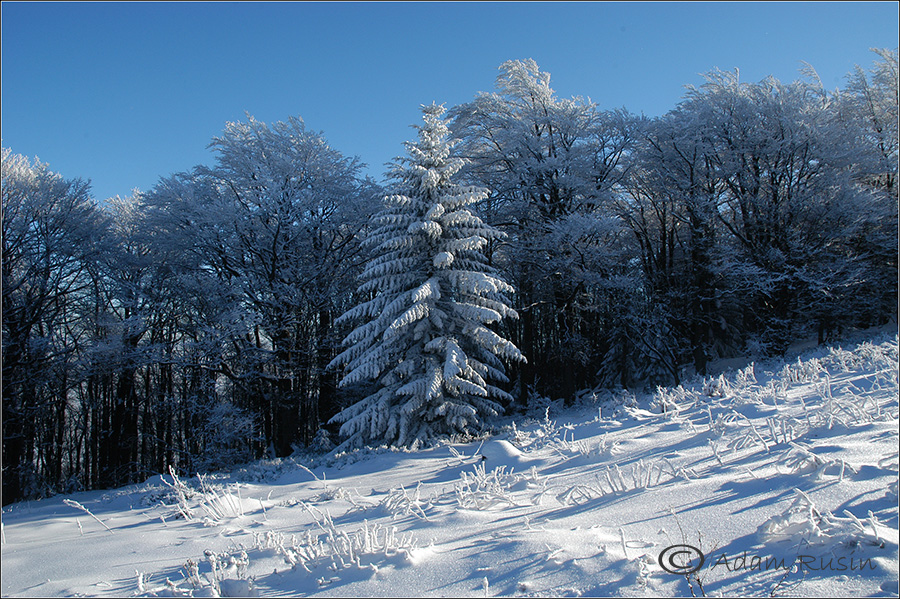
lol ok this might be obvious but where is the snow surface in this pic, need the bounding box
[2,330,898,598]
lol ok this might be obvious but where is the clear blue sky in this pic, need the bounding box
[2,2,898,202]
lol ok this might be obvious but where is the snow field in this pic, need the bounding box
[1,331,898,597]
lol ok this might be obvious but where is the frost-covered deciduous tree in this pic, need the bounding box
[836,48,899,325]
[144,115,378,456]
[2,149,106,502]
[618,110,729,379]
[450,59,636,401]
[840,48,899,196]
[329,104,525,449]
[672,68,893,354]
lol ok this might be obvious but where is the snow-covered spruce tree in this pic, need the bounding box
[328,103,525,450]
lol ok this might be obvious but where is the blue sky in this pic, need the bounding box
[2,2,898,202]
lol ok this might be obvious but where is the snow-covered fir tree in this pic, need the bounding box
[328,103,525,450]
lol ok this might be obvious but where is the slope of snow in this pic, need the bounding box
[2,330,898,598]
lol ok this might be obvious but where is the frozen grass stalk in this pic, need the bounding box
[62,499,113,534]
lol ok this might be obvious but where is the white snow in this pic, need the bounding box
[2,329,898,598]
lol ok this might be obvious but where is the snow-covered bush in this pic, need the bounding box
[778,356,827,385]
[758,488,887,549]
[734,362,758,389]
[381,484,431,521]
[815,374,892,429]
[651,384,700,414]
[525,387,554,416]
[555,458,695,506]
[194,476,245,524]
[159,467,246,525]
[702,373,733,398]
[254,508,419,575]
[455,462,523,509]
[778,443,856,481]
[161,466,196,521]
[137,549,256,597]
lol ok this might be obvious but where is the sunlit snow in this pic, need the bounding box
[2,329,897,598]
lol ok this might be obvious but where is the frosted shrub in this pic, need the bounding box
[555,484,598,505]
[651,385,699,415]
[62,499,114,534]
[564,438,597,458]
[548,424,621,460]
[539,406,559,435]
[778,357,826,384]
[195,482,245,524]
[764,414,803,445]
[751,380,787,407]
[758,489,886,549]
[734,362,757,389]
[702,374,732,398]
[555,458,693,506]
[826,346,864,372]
[883,451,899,500]
[381,483,431,520]
[779,443,856,481]
[508,420,528,447]
[514,407,563,451]
[526,387,553,416]
[311,429,336,452]
[725,411,770,453]
[161,466,196,521]
[232,458,300,484]
[183,558,202,589]
[622,389,639,408]
[204,549,252,596]
[816,375,887,429]
[159,467,247,525]
[651,386,680,415]
[318,485,366,506]
[706,407,736,437]
[758,489,833,545]
[139,550,255,596]
[825,337,899,372]
[455,462,521,509]
[253,512,418,576]
[595,433,622,458]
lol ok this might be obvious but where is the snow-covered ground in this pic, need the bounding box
[2,330,898,598]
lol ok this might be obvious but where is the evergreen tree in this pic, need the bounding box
[329,104,525,450]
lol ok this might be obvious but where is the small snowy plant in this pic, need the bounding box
[329,103,525,450]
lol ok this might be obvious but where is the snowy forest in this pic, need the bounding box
[2,51,897,506]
